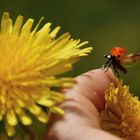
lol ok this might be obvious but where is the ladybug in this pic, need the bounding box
[102,47,140,77]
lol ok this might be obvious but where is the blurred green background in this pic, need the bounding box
[0,0,140,95]
[0,0,140,139]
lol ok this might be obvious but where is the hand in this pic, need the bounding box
[46,69,122,140]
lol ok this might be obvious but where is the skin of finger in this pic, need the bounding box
[67,69,118,111]
[46,69,121,140]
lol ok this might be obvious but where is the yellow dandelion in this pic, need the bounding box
[0,12,92,136]
[101,81,140,140]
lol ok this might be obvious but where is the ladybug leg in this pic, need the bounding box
[101,59,111,70]
[113,64,119,77]
[104,61,112,72]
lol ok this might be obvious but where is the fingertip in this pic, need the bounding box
[105,68,118,86]
[68,68,117,111]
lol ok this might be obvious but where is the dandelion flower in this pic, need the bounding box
[0,12,92,136]
[101,81,140,140]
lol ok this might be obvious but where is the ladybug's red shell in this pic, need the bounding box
[111,47,126,58]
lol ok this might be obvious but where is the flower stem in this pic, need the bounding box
[19,123,35,140]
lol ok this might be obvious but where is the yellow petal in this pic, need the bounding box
[20,115,32,125]
[31,17,44,38]
[1,12,12,34]
[28,104,41,115]
[0,114,3,121]
[33,22,51,46]
[51,106,64,116]
[37,112,48,123]
[6,110,18,126]
[49,91,65,102]
[14,105,32,125]
[12,15,23,36]
[20,18,34,36]
[37,99,54,107]
[5,122,15,136]
[50,26,61,38]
